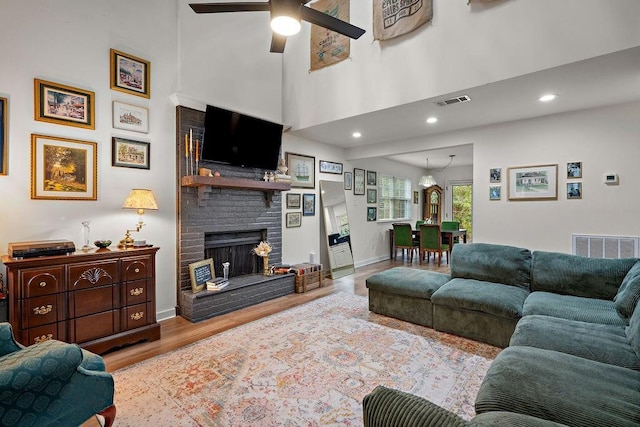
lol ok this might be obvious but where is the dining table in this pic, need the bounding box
[388,227,467,260]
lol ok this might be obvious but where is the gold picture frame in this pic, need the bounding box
[31,134,97,200]
[110,49,151,98]
[0,97,6,175]
[34,79,95,129]
[189,258,215,293]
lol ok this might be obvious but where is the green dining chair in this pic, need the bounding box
[419,223,450,266]
[441,221,460,245]
[415,220,425,229]
[392,223,418,262]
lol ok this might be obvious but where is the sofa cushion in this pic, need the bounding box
[531,251,636,300]
[450,243,532,290]
[627,298,640,359]
[523,291,626,326]
[614,260,640,319]
[431,278,529,319]
[365,267,450,299]
[510,315,640,370]
[471,412,568,427]
[475,346,640,427]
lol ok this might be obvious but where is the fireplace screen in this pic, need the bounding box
[204,230,266,279]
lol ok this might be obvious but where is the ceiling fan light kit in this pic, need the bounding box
[190,1,366,53]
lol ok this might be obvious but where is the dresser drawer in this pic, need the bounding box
[21,294,64,328]
[122,256,152,281]
[123,303,150,330]
[21,266,64,297]
[71,310,117,343]
[69,285,117,318]
[26,322,66,346]
[124,280,148,306]
[69,261,118,290]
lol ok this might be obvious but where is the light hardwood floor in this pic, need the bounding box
[84,256,448,426]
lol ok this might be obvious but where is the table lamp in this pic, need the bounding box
[118,189,158,248]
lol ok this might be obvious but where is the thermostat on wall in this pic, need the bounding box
[604,173,619,185]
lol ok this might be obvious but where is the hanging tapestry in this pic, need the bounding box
[310,0,350,71]
[373,0,432,41]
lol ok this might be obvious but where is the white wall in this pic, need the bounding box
[0,0,178,320]
[282,0,640,130]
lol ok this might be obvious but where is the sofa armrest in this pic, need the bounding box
[0,340,83,394]
[0,322,25,357]
[363,385,467,427]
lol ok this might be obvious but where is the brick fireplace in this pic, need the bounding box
[176,106,284,319]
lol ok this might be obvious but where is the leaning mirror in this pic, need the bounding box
[320,180,355,279]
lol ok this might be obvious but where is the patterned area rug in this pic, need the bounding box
[111,293,500,426]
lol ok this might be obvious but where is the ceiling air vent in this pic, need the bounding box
[435,95,471,107]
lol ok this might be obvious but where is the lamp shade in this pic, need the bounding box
[122,189,158,210]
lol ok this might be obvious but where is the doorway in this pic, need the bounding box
[446,180,473,242]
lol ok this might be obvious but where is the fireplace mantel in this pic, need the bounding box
[182,175,291,207]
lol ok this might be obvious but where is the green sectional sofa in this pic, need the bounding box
[363,242,640,427]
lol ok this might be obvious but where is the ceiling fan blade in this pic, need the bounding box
[300,6,365,39]
[189,2,271,13]
[270,33,287,53]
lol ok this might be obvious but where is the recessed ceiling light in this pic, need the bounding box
[352,132,362,138]
[539,94,557,102]
[426,117,438,124]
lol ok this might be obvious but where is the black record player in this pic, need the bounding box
[8,240,76,259]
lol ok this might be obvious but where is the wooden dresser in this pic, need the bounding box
[1,246,160,354]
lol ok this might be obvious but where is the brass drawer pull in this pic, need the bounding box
[34,334,53,344]
[130,287,144,296]
[33,305,53,315]
[130,312,144,321]
[39,281,47,288]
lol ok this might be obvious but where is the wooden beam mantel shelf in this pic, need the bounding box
[182,175,291,207]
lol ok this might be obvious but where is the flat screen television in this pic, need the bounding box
[201,104,284,170]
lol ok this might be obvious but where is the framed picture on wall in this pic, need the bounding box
[490,168,501,183]
[367,170,377,186]
[113,101,149,133]
[286,212,302,228]
[354,168,365,195]
[31,134,97,200]
[286,193,301,209]
[286,152,315,188]
[344,171,352,190]
[413,191,419,204]
[367,188,377,204]
[567,162,582,179]
[567,182,582,199]
[302,193,316,216]
[367,207,377,221]
[110,49,151,98]
[0,97,6,175]
[507,164,558,201]
[319,160,343,174]
[112,137,150,170]
[34,79,95,129]
[489,186,501,200]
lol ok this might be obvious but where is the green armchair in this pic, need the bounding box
[0,322,115,426]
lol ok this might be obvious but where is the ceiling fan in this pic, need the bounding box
[189,1,366,53]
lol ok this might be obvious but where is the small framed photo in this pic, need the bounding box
[113,101,149,133]
[413,191,419,204]
[0,97,6,175]
[286,152,315,188]
[490,168,501,183]
[319,160,343,174]
[112,137,150,170]
[344,171,352,190]
[354,168,365,195]
[567,162,582,179]
[302,193,316,216]
[367,170,377,186]
[286,212,302,228]
[567,182,582,199]
[367,188,377,204]
[489,186,501,200]
[110,49,150,98]
[189,258,214,293]
[31,134,97,200]
[286,193,301,209]
[34,79,95,129]
[367,207,377,222]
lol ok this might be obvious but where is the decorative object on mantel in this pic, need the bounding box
[118,189,158,248]
[373,0,432,41]
[251,241,273,275]
[199,167,213,177]
[184,128,204,177]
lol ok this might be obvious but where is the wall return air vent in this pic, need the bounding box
[435,95,471,107]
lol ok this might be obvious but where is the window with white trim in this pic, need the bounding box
[378,174,412,221]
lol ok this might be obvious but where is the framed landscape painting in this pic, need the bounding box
[110,49,151,98]
[34,79,95,129]
[302,193,316,216]
[113,101,149,133]
[31,134,97,200]
[507,164,558,201]
[286,193,301,209]
[112,137,150,169]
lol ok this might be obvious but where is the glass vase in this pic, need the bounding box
[81,220,91,250]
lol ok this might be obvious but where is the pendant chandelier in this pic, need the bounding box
[419,155,455,187]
